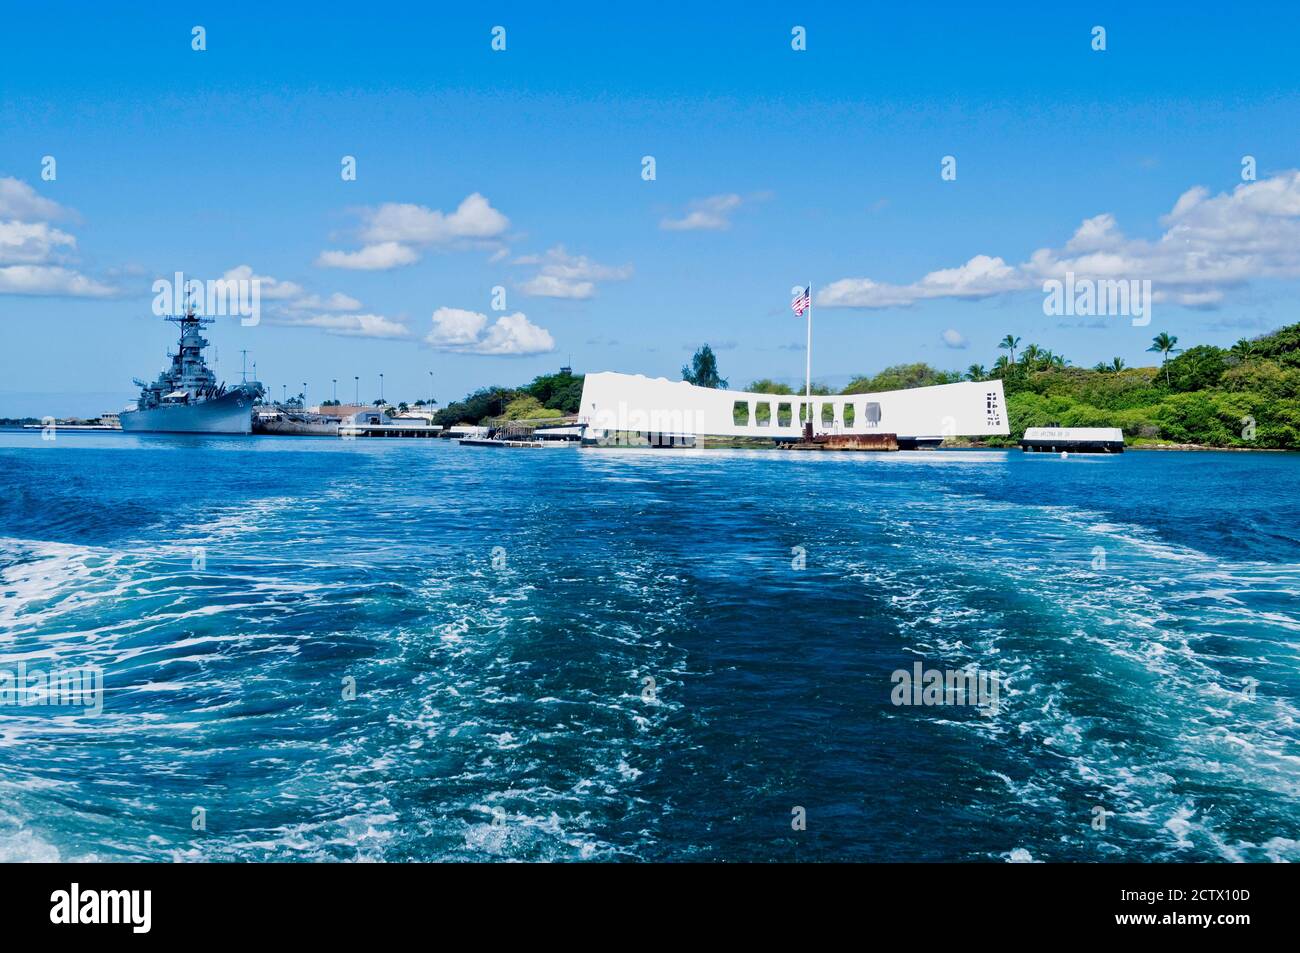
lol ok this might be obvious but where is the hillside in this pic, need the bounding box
[985,325,1300,449]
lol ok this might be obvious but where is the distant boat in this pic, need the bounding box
[120,310,262,434]
[458,423,582,448]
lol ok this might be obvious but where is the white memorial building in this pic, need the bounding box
[578,372,1010,447]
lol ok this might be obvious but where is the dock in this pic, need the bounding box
[338,408,443,439]
[1020,427,1124,453]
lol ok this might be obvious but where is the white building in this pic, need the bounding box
[339,408,443,438]
[578,372,1009,446]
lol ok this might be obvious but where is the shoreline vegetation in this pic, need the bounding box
[973,322,1300,450]
[9,324,1299,452]
[432,323,1300,451]
[707,325,1300,451]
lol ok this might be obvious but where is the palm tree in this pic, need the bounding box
[1110,357,1125,373]
[1037,348,1066,370]
[1231,338,1258,362]
[965,363,987,381]
[1093,360,1110,372]
[1021,343,1043,368]
[1148,332,1180,385]
[999,334,1021,365]
[992,355,1011,375]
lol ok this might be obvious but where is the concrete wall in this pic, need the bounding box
[578,372,1010,440]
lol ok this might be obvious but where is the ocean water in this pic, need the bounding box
[0,431,1297,863]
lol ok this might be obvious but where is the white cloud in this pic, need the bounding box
[315,242,420,270]
[222,265,364,321]
[519,273,595,299]
[660,193,743,231]
[318,193,510,271]
[277,313,411,339]
[819,171,1300,311]
[0,265,114,297]
[941,328,969,349]
[425,307,554,355]
[361,193,509,244]
[0,221,77,265]
[477,312,556,355]
[291,291,363,311]
[0,177,71,222]
[821,255,1021,308]
[221,264,304,300]
[515,245,633,299]
[426,307,488,346]
[0,177,111,298]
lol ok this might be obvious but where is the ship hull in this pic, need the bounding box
[120,390,254,434]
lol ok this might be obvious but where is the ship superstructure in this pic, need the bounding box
[119,309,263,434]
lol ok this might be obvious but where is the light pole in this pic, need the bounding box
[332,378,337,404]
[354,376,359,405]
[302,382,307,408]
[428,370,434,406]
[282,384,287,403]
[379,373,384,404]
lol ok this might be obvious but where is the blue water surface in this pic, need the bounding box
[0,431,1297,861]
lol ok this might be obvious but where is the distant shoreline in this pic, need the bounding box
[2,426,1296,454]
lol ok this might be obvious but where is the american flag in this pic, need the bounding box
[791,286,811,317]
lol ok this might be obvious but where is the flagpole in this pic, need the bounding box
[805,282,813,430]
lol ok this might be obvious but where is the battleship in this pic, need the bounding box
[120,309,263,434]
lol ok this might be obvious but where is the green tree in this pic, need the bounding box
[1148,332,1181,386]
[844,363,961,394]
[965,364,987,381]
[745,378,794,395]
[682,344,728,388]
[1165,344,1228,393]
[502,395,564,420]
[433,386,518,426]
[524,368,584,414]
[1230,338,1258,362]
[1000,334,1021,365]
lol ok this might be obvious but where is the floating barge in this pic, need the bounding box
[780,430,900,452]
[1021,427,1124,453]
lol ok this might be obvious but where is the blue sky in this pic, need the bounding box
[3,2,1300,415]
